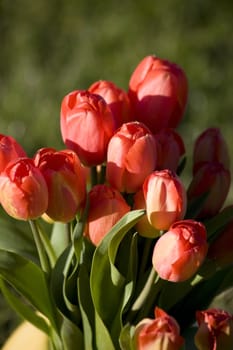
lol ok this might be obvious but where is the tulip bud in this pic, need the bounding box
[0,158,48,220]
[193,127,230,174]
[134,307,184,350]
[187,161,231,219]
[89,80,131,128]
[152,219,208,282]
[60,90,116,166]
[195,308,233,350]
[106,121,157,193]
[128,55,188,133]
[155,128,185,172]
[143,169,187,231]
[34,148,86,223]
[133,189,160,238]
[84,184,130,246]
[0,134,27,173]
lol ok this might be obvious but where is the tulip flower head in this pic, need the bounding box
[106,121,157,193]
[152,219,208,282]
[128,55,188,133]
[134,307,184,350]
[155,128,185,172]
[60,90,116,166]
[187,161,231,219]
[195,308,233,350]
[34,148,86,223]
[193,127,230,174]
[0,134,27,173]
[0,157,48,220]
[143,169,187,231]
[84,184,130,246]
[89,80,131,128]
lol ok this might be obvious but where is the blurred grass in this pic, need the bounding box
[0,0,233,345]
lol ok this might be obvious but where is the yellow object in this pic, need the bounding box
[2,322,48,350]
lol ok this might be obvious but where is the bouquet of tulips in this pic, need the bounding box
[0,55,233,350]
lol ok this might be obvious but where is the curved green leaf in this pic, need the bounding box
[0,278,50,335]
[90,210,145,344]
[0,249,59,332]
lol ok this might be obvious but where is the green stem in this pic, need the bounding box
[91,166,98,187]
[29,220,51,274]
[36,221,57,268]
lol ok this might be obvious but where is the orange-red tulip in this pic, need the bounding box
[128,55,188,133]
[0,134,27,173]
[187,161,231,219]
[89,80,131,128]
[84,184,130,246]
[152,219,208,282]
[143,169,186,231]
[134,307,184,350]
[0,158,48,220]
[106,121,157,193]
[195,308,233,350]
[34,148,86,223]
[155,128,185,172]
[192,127,230,174]
[60,90,115,166]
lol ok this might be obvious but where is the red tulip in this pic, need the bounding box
[187,161,231,219]
[60,90,116,166]
[128,55,188,133]
[34,148,86,223]
[0,134,27,173]
[0,158,48,220]
[195,308,233,350]
[155,128,185,172]
[193,127,230,174]
[89,80,131,128]
[84,184,130,246]
[143,169,186,231]
[106,121,157,193]
[134,307,184,350]
[152,219,208,282]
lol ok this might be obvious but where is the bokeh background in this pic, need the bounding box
[0,0,233,345]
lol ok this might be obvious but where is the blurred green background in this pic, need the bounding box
[0,0,233,345]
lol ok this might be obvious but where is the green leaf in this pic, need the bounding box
[50,222,70,257]
[90,209,145,346]
[0,213,37,262]
[0,278,50,335]
[78,263,95,350]
[204,205,233,241]
[95,310,115,350]
[61,315,84,350]
[119,323,135,350]
[0,249,59,332]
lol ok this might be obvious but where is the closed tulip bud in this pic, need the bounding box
[152,219,208,282]
[133,189,160,238]
[84,184,130,246]
[195,308,233,350]
[60,90,116,166]
[89,80,131,128]
[155,128,185,172]
[143,169,187,231]
[128,55,188,133]
[193,127,230,174]
[106,121,157,193]
[134,307,184,350]
[0,158,48,220]
[0,134,27,173]
[187,161,231,219]
[208,206,233,268]
[34,148,86,223]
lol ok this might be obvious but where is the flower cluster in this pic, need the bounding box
[0,55,233,350]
